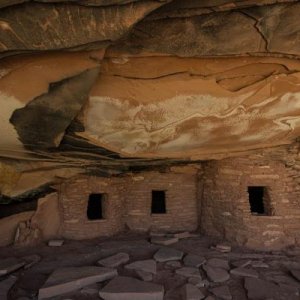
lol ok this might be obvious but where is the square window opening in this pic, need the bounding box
[87,193,105,220]
[151,190,166,214]
[248,186,270,215]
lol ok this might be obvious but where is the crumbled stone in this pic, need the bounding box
[203,265,230,283]
[207,258,229,270]
[97,252,129,268]
[184,254,206,267]
[230,267,259,278]
[125,259,156,274]
[151,237,179,246]
[38,266,117,299]
[0,275,17,300]
[99,276,164,300]
[154,247,184,262]
[136,270,153,282]
[184,283,205,300]
[176,267,202,279]
[210,285,232,300]
[0,257,25,276]
[48,240,64,247]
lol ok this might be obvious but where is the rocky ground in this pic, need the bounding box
[0,233,299,300]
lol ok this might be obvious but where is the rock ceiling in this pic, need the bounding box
[0,0,300,197]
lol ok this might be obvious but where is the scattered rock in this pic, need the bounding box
[176,267,202,279]
[99,276,164,300]
[97,252,129,268]
[22,254,41,269]
[151,237,178,246]
[230,267,259,278]
[0,257,25,276]
[154,247,184,262]
[38,266,117,299]
[244,277,279,299]
[136,270,153,282]
[165,261,182,269]
[0,275,17,300]
[125,259,156,274]
[184,283,205,300]
[184,254,206,268]
[207,258,229,270]
[174,232,192,239]
[210,285,232,300]
[290,269,300,282]
[203,265,230,283]
[251,261,269,268]
[48,240,64,247]
[188,277,210,288]
[231,260,252,268]
[215,244,231,253]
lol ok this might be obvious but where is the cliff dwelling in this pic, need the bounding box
[0,0,299,299]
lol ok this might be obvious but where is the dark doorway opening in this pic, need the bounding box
[151,190,166,214]
[248,186,266,214]
[87,193,104,220]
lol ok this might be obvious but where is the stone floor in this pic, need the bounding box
[0,233,299,300]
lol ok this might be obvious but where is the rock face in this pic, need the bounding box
[0,0,298,198]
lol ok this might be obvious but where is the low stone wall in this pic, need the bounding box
[200,153,300,250]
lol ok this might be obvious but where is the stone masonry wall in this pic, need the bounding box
[200,151,300,250]
[59,169,199,239]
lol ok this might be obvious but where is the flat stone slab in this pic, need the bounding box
[22,254,41,269]
[184,283,205,300]
[215,244,231,253]
[231,260,252,268]
[97,253,129,268]
[0,257,25,276]
[48,240,64,247]
[210,285,232,300]
[0,275,17,300]
[136,270,153,282]
[99,276,164,300]
[203,265,230,283]
[151,237,178,246]
[176,267,202,279]
[244,277,279,299]
[184,254,206,267]
[154,247,184,262]
[207,258,229,270]
[230,267,259,278]
[125,259,157,274]
[38,266,117,299]
[173,232,191,239]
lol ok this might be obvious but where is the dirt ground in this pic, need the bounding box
[0,233,299,300]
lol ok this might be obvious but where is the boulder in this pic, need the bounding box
[99,276,164,300]
[210,285,232,300]
[154,248,184,262]
[176,267,202,279]
[184,254,206,267]
[207,258,229,270]
[203,265,230,283]
[125,259,157,274]
[97,253,129,268]
[183,283,205,300]
[38,266,117,299]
